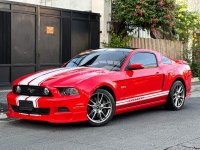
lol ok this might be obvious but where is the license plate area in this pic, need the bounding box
[19,100,33,111]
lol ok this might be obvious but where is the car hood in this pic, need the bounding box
[17,67,110,87]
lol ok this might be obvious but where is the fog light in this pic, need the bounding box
[58,107,69,112]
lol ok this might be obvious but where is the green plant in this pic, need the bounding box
[112,0,177,34]
[103,33,131,48]
[174,1,200,43]
[190,43,200,80]
[111,0,200,41]
[190,62,200,80]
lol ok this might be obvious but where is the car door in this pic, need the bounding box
[124,52,164,104]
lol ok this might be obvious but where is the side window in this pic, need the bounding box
[129,52,158,68]
[161,55,172,64]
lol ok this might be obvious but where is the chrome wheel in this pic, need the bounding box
[172,84,185,108]
[87,92,113,124]
[165,80,186,110]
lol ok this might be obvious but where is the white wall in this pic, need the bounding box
[186,0,200,13]
[92,0,111,47]
[131,28,151,38]
[40,0,92,12]
[7,0,40,5]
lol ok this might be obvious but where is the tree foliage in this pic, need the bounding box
[112,0,177,34]
[112,0,200,42]
[174,1,200,43]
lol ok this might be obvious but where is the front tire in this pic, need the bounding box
[165,81,186,110]
[87,89,115,127]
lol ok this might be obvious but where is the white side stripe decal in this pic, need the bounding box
[116,91,169,106]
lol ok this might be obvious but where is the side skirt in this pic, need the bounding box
[115,99,167,115]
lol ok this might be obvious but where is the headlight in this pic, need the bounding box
[15,86,21,94]
[43,88,50,96]
[58,88,79,96]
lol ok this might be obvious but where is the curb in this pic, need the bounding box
[192,77,199,83]
[0,89,11,93]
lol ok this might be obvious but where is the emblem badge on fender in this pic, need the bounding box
[121,86,126,89]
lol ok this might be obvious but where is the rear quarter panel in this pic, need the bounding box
[161,63,192,95]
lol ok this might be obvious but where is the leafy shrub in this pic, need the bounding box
[103,33,131,48]
[190,62,200,80]
[112,0,177,33]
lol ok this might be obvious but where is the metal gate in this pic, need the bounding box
[0,1,100,86]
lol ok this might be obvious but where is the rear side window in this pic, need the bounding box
[129,52,158,68]
[161,55,172,64]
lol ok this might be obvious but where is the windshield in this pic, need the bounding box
[65,50,129,71]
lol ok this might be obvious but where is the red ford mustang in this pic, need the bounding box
[7,48,192,126]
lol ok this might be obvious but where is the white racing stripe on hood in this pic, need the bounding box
[29,67,81,86]
[19,68,64,85]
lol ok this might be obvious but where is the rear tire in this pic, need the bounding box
[87,89,115,127]
[165,81,186,110]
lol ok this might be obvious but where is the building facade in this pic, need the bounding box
[0,0,101,86]
[7,0,112,46]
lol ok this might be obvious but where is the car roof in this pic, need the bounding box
[90,48,159,54]
[79,48,159,57]
[91,48,139,53]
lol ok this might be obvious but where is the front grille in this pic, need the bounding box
[13,85,52,96]
[12,105,50,115]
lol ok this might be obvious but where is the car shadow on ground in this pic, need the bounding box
[4,97,199,130]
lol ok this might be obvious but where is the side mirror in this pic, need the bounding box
[128,63,144,70]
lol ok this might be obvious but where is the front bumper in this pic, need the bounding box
[6,92,88,123]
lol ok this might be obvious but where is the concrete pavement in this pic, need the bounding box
[0,97,200,149]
